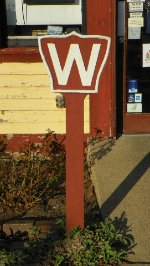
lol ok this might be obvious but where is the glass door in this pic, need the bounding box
[123,0,150,133]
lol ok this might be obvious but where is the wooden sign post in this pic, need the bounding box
[39,32,111,231]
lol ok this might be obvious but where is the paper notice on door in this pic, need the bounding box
[129,2,143,12]
[128,17,144,27]
[143,43,150,67]
[130,12,142,17]
[128,27,141,39]
[127,103,142,113]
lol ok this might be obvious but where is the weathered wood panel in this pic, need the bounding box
[0,75,50,87]
[0,110,89,122]
[0,88,90,101]
[0,87,54,99]
[0,99,60,110]
[0,111,66,122]
[0,62,47,74]
[0,122,65,134]
[0,122,89,134]
[0,98,89,110]
[0,63,89,134]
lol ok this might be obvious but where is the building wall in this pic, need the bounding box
[0,62,89,135]
[87,0,116,137]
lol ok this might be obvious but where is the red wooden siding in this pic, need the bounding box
[86,0,116,138]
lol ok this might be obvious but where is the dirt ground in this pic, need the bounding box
[0,170,100,226]
[27,172,100,226]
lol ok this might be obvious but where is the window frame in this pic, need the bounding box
[0,0,41,62]
[0,0,86,63]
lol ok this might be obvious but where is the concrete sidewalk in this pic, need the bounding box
[88,135,150,265]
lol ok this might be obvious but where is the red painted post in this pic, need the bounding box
[64,94,86,231]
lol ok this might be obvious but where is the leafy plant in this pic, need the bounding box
[0,249,26,266]
[49,218,134,266]
[28,226,41,238]
[0,216,134,266]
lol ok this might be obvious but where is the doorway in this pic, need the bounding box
[117,0,150,134]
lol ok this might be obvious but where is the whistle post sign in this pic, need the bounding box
[38,31,111,93]
[38,32,111,231]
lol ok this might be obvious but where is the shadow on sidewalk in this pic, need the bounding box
[87,138,115,166]
[101,152,150,218]
[88,140,150,265]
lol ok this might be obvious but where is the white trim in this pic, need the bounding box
[14,0,82,25]
[38,31,111,94]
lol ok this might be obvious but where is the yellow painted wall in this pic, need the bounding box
[0,62,89,134]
